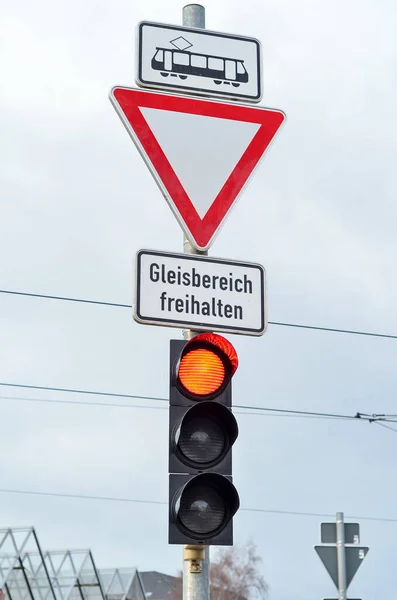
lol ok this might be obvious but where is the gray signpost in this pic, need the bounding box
[181,9,209,600]
[315,512,369,600]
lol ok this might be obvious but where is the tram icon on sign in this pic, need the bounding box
[151,38,249,88]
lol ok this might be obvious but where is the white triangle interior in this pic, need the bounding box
[139,107,261,219]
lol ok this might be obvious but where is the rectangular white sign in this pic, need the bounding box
[134,250,266,336]
[136,21,262,102]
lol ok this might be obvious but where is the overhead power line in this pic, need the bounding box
[0,395,168,411]
[1,383,397,424]
[0,393,357,421]
[375,422,397,433]
[1,288,397,340]
[0,394,369,422]
[0,381,162,403]
[0,289,130,309]
[0,486,396,523]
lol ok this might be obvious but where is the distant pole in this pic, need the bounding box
[336,512,347,600]
[181,4,210,598]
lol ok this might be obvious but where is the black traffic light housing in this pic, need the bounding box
[168,335,239,546]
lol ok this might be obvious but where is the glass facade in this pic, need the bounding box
[0,529,145,600]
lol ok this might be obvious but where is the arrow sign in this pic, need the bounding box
[109,87,285,251]
[315,546,369,589]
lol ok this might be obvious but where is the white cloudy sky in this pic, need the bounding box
[1,0,397,598]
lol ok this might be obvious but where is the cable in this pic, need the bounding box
[0,486,396,523]
[241,506,397,523]
[0,394,363,422]
[0,382,388,423]
[0,289,130,309]
[1,288,397,341]
[0,395,168,410]
[236,404,360,421]
[268,320,397,340]
[375,422,397,433]
[356,412,397,424]
[234,412,349,420]
[0,382,164,403]
[0,488,166,505]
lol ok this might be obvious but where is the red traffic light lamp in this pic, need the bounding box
[176,333,238,400]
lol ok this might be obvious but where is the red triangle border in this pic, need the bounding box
[111,87,285,250]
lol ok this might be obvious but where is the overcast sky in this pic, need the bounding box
[1,0,397,598]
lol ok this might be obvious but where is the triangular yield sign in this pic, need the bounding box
[315,546,369,589]
[110,87,285,250]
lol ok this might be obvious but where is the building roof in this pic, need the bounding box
[139,572,179,600]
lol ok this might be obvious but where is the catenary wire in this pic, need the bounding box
[375,422,397,433]
[1,288,397,340]
[0,381,163,403]
[0,394,367,421]
[1,382,395,423]
[0,289,130,309]
[0,486,395,523]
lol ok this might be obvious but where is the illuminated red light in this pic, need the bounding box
[177,333,238,399]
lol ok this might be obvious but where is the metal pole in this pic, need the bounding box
[181,10,210,600]
[336,512,347,600]
[182,3,207,341]
[182,4,205,28]
[183,546,209,600]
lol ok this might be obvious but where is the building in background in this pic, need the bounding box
[0,527,146,600]
[139,572,179,600]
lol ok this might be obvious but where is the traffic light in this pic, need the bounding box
[168,333,240,545]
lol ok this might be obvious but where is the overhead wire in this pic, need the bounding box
[0,393,358,420]
[356,412,397,424]
[0,395,167,410]
[0,382,392,423]
[0,486,396,523]
[0,394,364,421]
[0,381,163,403]
[1,288,397,340]
[374,422,397,433]
[0,289,130,309]
[1,386,397,425]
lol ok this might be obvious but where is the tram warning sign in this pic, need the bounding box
[136,21,262,102]
[110,87,285,251]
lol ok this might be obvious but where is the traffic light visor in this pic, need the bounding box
[177,334,238,400]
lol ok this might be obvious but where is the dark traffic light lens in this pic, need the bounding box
[178,417,225,464]
[178,484,225,534]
